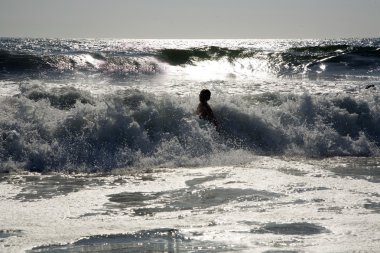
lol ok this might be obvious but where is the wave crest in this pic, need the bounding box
[157,47,252,65]
[0,50,161,78]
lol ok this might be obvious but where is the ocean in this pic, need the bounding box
[0,38,379,252]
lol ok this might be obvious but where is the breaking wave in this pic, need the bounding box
[156,45,380,79]
[1,86,379,173]
[0,50,160,79]
[1,41,380,80]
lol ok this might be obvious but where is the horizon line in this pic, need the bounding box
[1,36,379,40]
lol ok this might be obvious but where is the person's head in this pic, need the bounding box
[199,89,211,102]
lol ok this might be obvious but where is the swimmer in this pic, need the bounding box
[196,89,218,128]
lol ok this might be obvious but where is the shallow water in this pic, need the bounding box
[0,156,379,252]
[28,228,238,253]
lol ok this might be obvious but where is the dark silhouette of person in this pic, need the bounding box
[196,89,218,128]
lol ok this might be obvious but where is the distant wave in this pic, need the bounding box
[1,44,379,80]
[0,50,160,78]
[284,45,380,77]
[1,86,379,173]
[156,45,380,79]
[0,49,53,72]
[157,47,254,65]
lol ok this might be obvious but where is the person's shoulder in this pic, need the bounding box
[196,103,203,112]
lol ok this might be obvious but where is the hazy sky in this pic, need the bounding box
[0,0,379,39]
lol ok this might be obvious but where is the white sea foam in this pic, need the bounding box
[0,156,379,252]
[1,86,380,173]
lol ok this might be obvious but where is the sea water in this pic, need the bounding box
[0,38,379,252]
